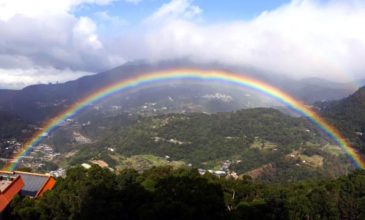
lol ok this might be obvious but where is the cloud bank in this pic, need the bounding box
[0,0,365,88]
[0,0,124,88]
[128,0,365,82]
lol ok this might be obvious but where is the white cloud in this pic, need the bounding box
[1,0,365,89]
[0,13,121,70]
[123,0,365,81]
[73,17,103,49]
[147,0,202,22]
[0,0,125,88]
[0,66,94,89]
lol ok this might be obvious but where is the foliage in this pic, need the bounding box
[0,111,30,139]
[59,108,351,182]
[319,86,365,152]
[9,166,365,220]
[99,108,317,169]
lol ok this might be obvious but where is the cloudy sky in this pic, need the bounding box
[0,0,364,89]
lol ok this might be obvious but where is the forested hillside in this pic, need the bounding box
[53,108,352,182]
[319,86,365,153]
[101,108,315,162]
[0,111,33,168]
[9,166,365,220]
[0,111,30,139]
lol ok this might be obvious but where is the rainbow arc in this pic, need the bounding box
[3,69,365,171]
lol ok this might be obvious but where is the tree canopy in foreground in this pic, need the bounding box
[8,166,365,220]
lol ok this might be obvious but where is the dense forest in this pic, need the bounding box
[100,108,315,161]
[58,108,351,182]
[319,86,365,153]
[8,165,365,220]
[0,111,30,139]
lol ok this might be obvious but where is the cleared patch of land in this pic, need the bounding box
[111,154,185,172]
[250,138,278,151]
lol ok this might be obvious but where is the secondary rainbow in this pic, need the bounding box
[3,69,365,171]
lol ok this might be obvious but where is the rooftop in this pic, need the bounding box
[0,172,19,192]
[0,171,24,213]
[15,171,53,197]
[0,170,56,213]
[0,171,56,197]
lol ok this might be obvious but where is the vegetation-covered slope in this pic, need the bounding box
[53,108,352,182]
[9,166,365,220]
[101,108,315,163]
[319,86,365,153]
[0,111,30,139]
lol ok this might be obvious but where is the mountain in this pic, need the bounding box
[357,78,365,87]
[318,86,365,152]
[0,89,17,108]
[0,61,359,179]
[0,111,35,164]
[0,61,358,122]
[286,77,356,103]
[0,111,30,139]
[42,108,352,182]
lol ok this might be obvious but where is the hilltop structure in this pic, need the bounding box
[0,171,56,216]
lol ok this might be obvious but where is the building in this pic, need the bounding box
[0,171,56,214]
[14,171,56,197]
[0,172,24,213]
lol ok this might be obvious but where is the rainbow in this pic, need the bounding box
[3,69,365,171]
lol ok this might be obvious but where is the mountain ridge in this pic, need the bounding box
[318,86,365,153]
[0,61,359,122]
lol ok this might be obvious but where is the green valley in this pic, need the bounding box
[45,108,353,182]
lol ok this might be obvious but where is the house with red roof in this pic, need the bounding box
[0,171,56,216]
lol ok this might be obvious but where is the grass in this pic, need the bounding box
[250,139,277,151]
[299,154,324,168]
[322,144,344,156]
[113,154,185,172]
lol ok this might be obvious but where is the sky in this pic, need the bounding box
[0,0,364,89]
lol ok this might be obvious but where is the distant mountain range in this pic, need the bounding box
[0,61,360,122]
[1,61,363,180]
[288,77,360,103]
